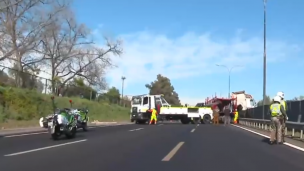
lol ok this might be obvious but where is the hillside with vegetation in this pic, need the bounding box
[0,0,130,128]
[0,85,131,128]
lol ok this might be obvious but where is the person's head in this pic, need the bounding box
[273,96,281,104]
[277,92,284,100]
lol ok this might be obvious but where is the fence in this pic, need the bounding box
[238,118,304,140]
[241,100,304,122]
[0,65,131,107]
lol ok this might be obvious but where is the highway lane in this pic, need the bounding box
[1,123,304,171]
[173,125,304,171]
[0,124,141,156]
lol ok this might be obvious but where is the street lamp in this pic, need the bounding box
[121,76,126,103]
[216,64,242,98]
[262,0,267,120]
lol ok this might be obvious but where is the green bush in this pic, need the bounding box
[0,86,130,123]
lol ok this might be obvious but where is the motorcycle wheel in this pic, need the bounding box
[65,127,76,139]
[49,126,60,140]
[51,133,60,140]
[82,122,88,132]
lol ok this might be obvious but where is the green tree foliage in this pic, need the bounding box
[104,87,121,103]
[62,78,97,100]
[257,95,272,106]
[145,74,181,106]
[293,96,304,100]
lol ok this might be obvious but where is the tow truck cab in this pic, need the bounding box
[130,94,170,124]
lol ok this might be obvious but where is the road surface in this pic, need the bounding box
[1,123,304,171]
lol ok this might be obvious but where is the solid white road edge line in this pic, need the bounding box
[162,142,185,161]
[232,125,304,152]
[4,139,88,157]
[129,128,144,131]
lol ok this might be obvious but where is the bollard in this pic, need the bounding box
[292,128,295,137]
[285,127,287,135]
[301,130,303,139]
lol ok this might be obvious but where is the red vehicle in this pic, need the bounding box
[202,95,238,122]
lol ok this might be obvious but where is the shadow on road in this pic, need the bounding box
[48,133,86,141]
[261,137,271,144]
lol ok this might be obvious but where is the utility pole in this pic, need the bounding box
[262,0,267,120]
[121,76,126,105]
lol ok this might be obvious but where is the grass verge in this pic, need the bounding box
[0,87,130,129]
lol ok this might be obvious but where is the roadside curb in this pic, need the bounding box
[0,129,46,137]
[0,122,132,137]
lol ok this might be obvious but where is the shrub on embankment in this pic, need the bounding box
[0,87,129,127]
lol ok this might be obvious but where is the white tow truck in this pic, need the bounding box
[130,94,213,124]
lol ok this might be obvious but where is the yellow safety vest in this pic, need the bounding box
[151,109,157,116]
[234,111,239,121]
[270,103,282,117]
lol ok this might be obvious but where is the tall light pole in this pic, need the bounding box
[262,0,267,120]
[216,64,241,98]
[121,76,126,104]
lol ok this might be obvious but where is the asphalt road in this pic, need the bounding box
[1,123,304,171]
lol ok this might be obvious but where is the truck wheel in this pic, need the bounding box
[202,114,211,124]
[181,118,190,124]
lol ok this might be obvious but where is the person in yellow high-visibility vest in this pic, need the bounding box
[233,109,239,124]
[277,91,288,142]
[269,95,286,145]
[149,108,157,125]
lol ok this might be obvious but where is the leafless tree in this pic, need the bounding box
[63,38,122,92]
[0,0,23,11]
[38,10,122,93]
[0,0,68,86]
[77,58,109,91]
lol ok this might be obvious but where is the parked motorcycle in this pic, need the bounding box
[73,108,89,131]
[48,108,77,140]
[39,97,77,140]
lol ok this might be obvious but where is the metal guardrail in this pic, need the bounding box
[239,118,304,139]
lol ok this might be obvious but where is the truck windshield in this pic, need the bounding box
[132,97,141,105]
[161,97,168,104]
